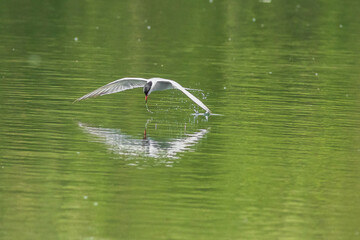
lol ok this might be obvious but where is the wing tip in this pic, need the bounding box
[73,95,89,103]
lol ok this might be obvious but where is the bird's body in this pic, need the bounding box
[74,77,211,113]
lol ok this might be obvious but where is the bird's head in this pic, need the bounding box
[143,81,152,103]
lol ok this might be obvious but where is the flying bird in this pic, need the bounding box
[74,77,211,113]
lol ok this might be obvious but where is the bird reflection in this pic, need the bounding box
[78,120,209,160]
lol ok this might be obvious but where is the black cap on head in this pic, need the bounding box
[143,81,152,95]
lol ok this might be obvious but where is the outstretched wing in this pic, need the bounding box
[74,77,148,102]
[156,79,211,113]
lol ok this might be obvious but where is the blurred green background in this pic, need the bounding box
[0,0,359,239]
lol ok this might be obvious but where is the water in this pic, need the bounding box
[1,0,360,239]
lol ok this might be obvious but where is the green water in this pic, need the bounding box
[1,0,360,239]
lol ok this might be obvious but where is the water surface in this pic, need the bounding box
[1,0,360,239]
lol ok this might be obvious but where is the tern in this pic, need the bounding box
[74,77,211,113]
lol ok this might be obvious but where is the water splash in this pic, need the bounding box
[145,103,153,113]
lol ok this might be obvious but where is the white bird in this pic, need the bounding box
[74,77,211,113]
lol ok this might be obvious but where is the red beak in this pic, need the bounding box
[145,95,148,103]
